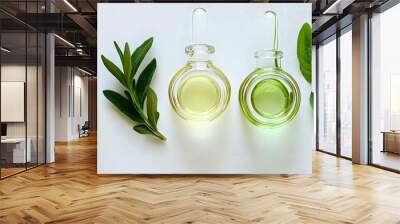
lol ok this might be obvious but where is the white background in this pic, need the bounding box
[98,3,313,174]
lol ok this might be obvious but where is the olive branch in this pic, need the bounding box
[101,37,166,141]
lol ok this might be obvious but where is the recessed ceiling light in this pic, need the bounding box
[322,0,354,14]
[63,0,78,12]
[78,67,93,76]
[54,34,75,48]
[1,47,11,53]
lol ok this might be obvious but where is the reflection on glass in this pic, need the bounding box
[1,32,27,177]
[371,4,400,171]
[318,37,337,154]
[340,29,352,158]
[0,1,47,178]
[27,31,38,169]
[38,33,46,165]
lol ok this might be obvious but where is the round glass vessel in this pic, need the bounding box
[169,8,231,122]
[239,11,301,128]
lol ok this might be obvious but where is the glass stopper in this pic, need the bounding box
[192,8,208,45]
[265,10,279,51]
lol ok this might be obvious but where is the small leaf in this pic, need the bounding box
[124,90,133,104]
[309,92,314,109]
[297,23,312,84]
[136,58,156,107]
[156,112,160,124]
[146,88,158,127]
[113,41,124,66]
[123,43,132,78]
[131,37,153,78]
[101,55,126,87]
[103,90,143,123]
[133,124,152,134]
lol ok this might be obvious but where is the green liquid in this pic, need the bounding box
[251,79,289,118]
[178,75,220,114]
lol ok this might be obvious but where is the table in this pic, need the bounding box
[1,138,31,163]
[382,131,400,154]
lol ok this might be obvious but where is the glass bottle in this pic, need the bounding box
[239,11,301,128]
[169,8,231,122]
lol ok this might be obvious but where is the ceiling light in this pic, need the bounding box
[78,67,92,76]
[63,0,78,12]
[323,0,342,14]
[1,47,11,53]
[54,34,75,48]
[322,0,354,14]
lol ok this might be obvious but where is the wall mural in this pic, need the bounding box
[98,4,313,174]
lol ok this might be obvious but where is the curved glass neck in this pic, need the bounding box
[255,50,282,69]
[186,44,214,62]
[256,57,282,68]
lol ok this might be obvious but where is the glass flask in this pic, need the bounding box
[239,11,301,128]
[169,8,231,122]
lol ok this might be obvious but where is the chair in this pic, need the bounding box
[78,121,90,138]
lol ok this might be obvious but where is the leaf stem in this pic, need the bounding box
[127,86,166,141]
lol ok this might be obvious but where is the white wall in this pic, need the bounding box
[55,67,89,141]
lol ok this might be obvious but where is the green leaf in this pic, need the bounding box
[124,90,133,104]
[123,43,132,79]
[309,92,314,109]
[101,55,126,87]
[146,88,158,127]
[156,112,160,124]
[104,38,166,141]
[103,90,143,123]
[133,124,152,134]
[113,41,124,66]
[297,23,312,84]
[136,58,156,107]
[131,37,153,78]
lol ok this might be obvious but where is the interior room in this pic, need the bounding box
[370,3,400,171]
[0,0,400,223]
[0,15,46,178]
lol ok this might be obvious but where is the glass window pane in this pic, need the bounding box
[1,31,27,178]
[340,29,352,158]
[371,4,400,171]
[26,0,39,169]
[27,31,38,169]
[318,37,337,154]
[38,33,46,165]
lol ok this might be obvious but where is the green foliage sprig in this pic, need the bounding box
[101,37,166,141]
[297,23,314,109]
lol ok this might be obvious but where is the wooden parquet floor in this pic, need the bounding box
[1,135,400,224]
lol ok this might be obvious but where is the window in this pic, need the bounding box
[0,2,47,179]
[317,36,337,154]
[371,3,400,171]
[339,28,352,158]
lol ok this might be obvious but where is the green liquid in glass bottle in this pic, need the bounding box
[239,11,301,128]
[251,78,290,118]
